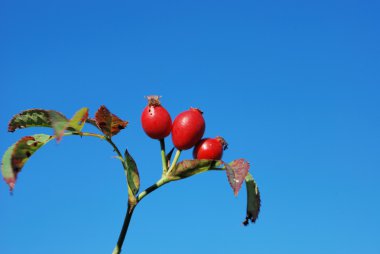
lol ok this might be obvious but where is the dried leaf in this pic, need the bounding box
[225,159,250,196]
[169,159,223,180]
[1,134,53,192]
[94,105,128,137]
[124,149,140,195]
[243,173,261,225]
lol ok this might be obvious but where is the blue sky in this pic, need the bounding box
[1,1,379,253]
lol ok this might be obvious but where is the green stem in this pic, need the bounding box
[112,177,171,254]
[137,177,170,203]
[112,204,136,254]
[106,137,124,161]
[65,131,106,140]
[160,139,168,174]
[167,149,181,174]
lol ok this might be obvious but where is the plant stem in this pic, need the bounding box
[65,131,106,140]
[167,149,181,174]
[137,177,170,203]
[106,137,124,160]
[159,139,168,174]
[112,204,136,254]
[112,177,171,254]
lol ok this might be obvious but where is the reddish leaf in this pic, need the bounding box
[225,159,250,196]
[94,105,128,137]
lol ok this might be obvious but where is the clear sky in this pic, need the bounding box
[1,1,379,253]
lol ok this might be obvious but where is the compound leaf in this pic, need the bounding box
[243,172,261,225]
[225,159,250,196]
[124,149,140,195]
[94,105,128,137]
[1,134,53,192]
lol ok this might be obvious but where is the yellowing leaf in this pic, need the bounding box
[1,134,53,192]
[68,107,89,132]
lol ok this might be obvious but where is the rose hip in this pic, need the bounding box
[141,96,172,139]
[193,136,228,160]
[171,108,205,150]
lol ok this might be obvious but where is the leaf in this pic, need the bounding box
[68,107,89,132]
[169,159,223,180]
[48,110,69,141]
[49,108,89,141]
[243,173,261,226]
[94,105,128,137]
[1,144,16,190]
[1,134,53,192]
[8,109,57,132]
[124,149,140,195]
[225,159,250,196]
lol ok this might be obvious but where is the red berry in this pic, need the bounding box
[141,96,172,139]
[193,137,228,160]
[171,108,205,150]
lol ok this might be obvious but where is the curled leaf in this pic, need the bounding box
[94,105,128,137]
[225,159,250,196]
[169,159,223,180]
[124,149,140,195]
[8,109,59,132]
[243,173,261,225]
[1,134,53,192]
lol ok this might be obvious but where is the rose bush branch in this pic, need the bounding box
[1,97,261,254]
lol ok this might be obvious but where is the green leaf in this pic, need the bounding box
[8,109,60,132]
[169,159,223,180]
[225,159,250,196]
[49,108,89,141]
[94,105,128,137]
[48,110,69,141]
[124,149,140,195]
[1,144,15,190]
[1,134,53,192]
[243,172,261,226]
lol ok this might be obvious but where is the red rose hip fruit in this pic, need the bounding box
[193,136,228,160]
[141,96,172,139]
[171,108,205,150]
